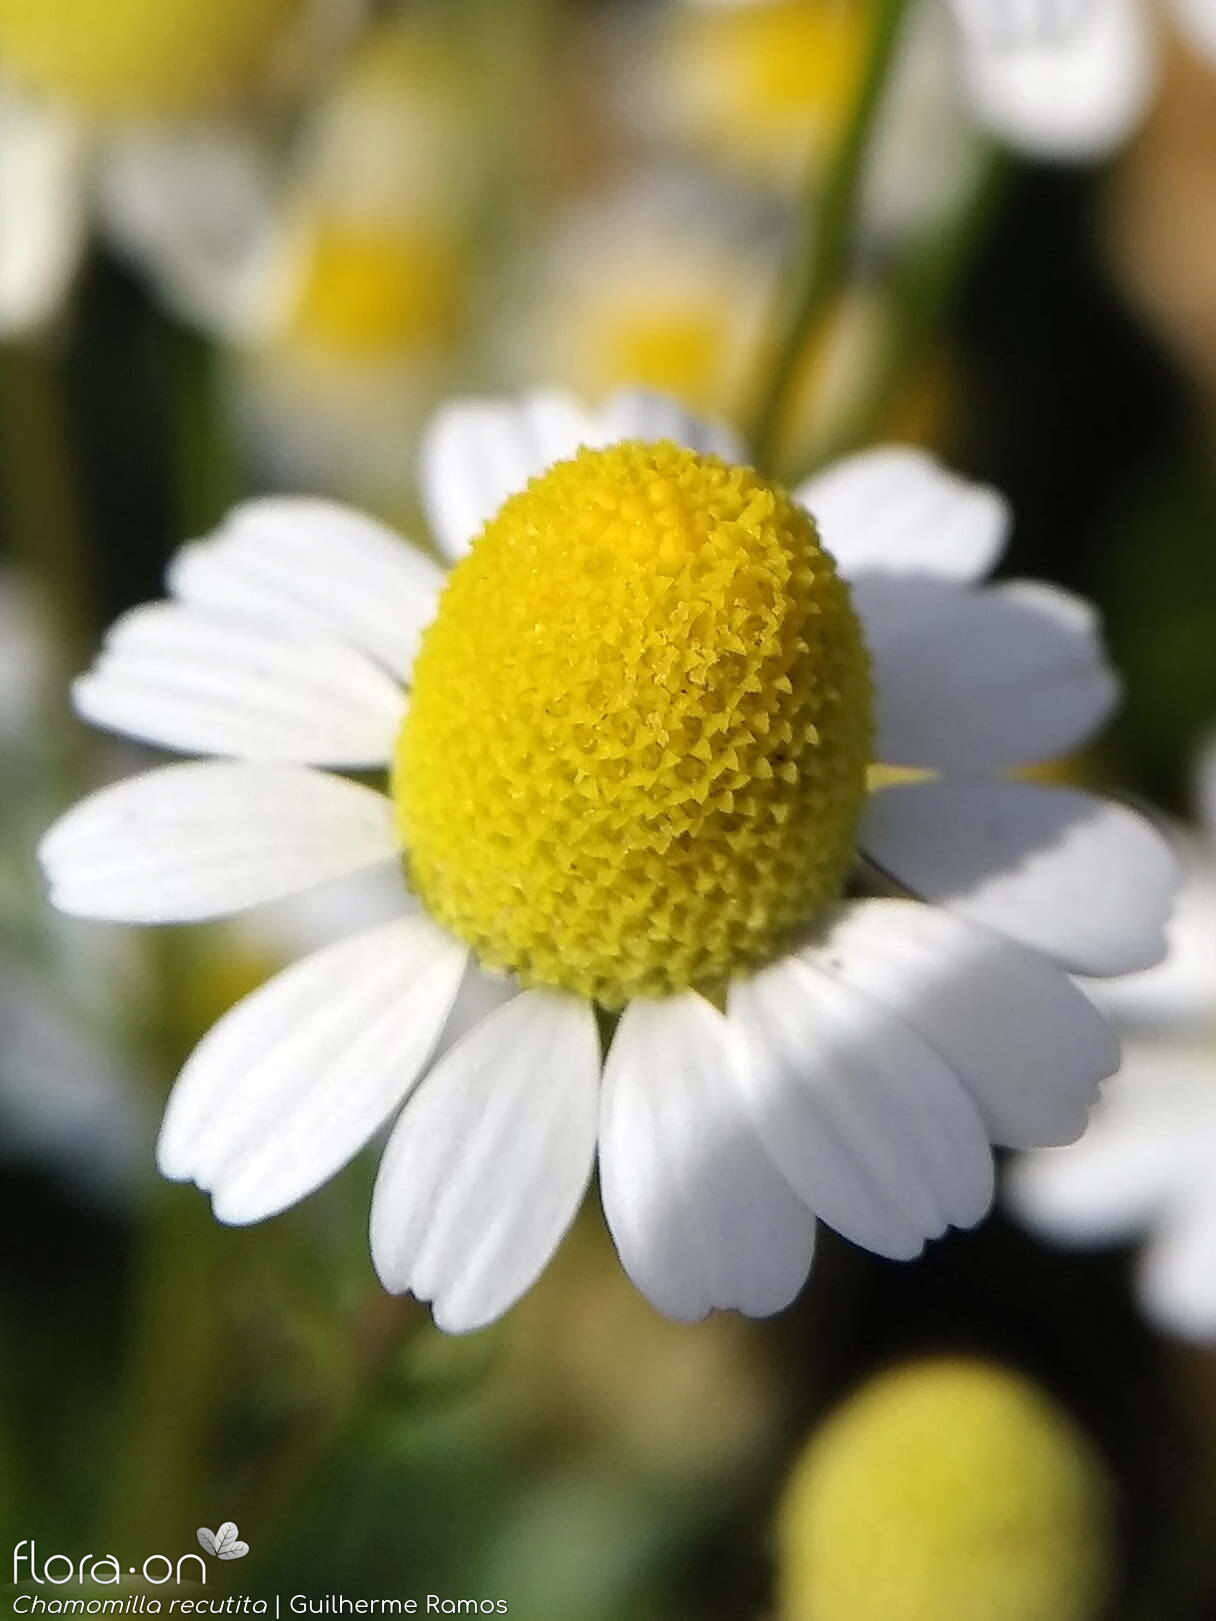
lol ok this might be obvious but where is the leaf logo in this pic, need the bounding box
[196,1523,250,1561]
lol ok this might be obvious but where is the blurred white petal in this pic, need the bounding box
[1081,832,1216,1031]
[0,93,89,335]
[1173,0,1216,63]
[592,387,747,464]
[1140,1197,1216,1340]
[1197,734,1216,840]
[961,0,1158,161]
[951,0,1100,48]
[97,123,277,337]
[1008,1042,1216,1245]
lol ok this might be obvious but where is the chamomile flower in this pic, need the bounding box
[226,17,477,499]
[0,0,368,336]
[509,172,779,421]
[511,172,902,467]
[647,0,979,234]
[1010,742,1216,1340]
[669,0,1216,169]
[40,387,1175,1333]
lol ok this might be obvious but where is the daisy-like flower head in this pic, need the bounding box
[0,0,339,120]
[0,0,369,337]
[228,16,477,496]
[649,0,976,231]
[1010,740,1216,1340]
[511,172,780,424]
[670,0,1216,170]
[511,172,898,471]
[40,388,1176,1332]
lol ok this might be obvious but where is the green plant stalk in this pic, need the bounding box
[234,1292,428,1574]
[0,338,97,697]
[809,143,1013,472]
[750,0,915,474]
[101,931,228,1556]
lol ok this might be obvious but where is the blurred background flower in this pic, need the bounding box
[775,1357,1113,1621]
[1010,739,1216,1340]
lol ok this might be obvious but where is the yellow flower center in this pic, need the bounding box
[667,0,867,182]
[395,441,871,1007]
[577,297,733,419]
[0,0,302,117]
[281,218,465,361]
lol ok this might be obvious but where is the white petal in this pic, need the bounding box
[872,579,1118,770]
[431,960,519,1063]
[1080,833,1216,1031]
[73,602,404,765]
[157,914,465,1224]
[951,0,1099,48]
[419,389,595,563]
[599,994,817,1321]
[592,388,748,465]
[804,900,1116,1148]
[1140,1200,1216,1341]
[1007,1041,1216,1242]
[168,498,442,682]
[727,953,993,1260]
[961,0,1158,162]
[97,123,277,338]
[863,781,1177,977]
[1197,734,1216,841]
[794,446,1008,587]
[371,990,600,1333]
[40,762,401,922]
[0,93,89,335]
[1173,0,1216,64]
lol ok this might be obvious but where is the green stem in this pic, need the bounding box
[451,0,565,387]
[169,325,240,537]
[102,932,227,1555]
[750,0,914,473]
[0,338,97,691]
[810,144,1013,471]
[235,1293,428,1570]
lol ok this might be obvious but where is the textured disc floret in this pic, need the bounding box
[0,0,301,117]
[396,440,871,1006]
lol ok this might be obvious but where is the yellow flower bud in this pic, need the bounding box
[776,1358,1113,1621]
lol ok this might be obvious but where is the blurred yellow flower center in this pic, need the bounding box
[777,1359,1112,1621]
[669,0,867,179]
[283,219,464,361]
[579,299,731,419]
[395,441,871,1006]
[0,0,303,118]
